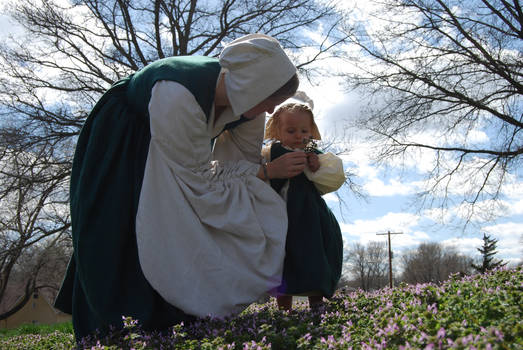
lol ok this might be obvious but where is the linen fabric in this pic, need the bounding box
[220,34,297,116]
[136,79,287,317]
[303,153,346,194]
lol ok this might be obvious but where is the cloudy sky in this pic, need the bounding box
[1,0,521,269]
[295,1,523,269]
[303,74,522,267]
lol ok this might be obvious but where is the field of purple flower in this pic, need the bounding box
[1,267,521,349]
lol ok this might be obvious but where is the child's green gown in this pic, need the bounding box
[270,142,343,298]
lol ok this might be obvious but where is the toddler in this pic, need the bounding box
[262,100,345,310]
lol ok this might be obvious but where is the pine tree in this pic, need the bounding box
[471,233,507,274]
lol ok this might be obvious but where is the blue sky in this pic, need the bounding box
[1,0,521,269]
[294,0,523,269]
[299,74,523,268]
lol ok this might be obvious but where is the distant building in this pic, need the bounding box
[0,292,71,329]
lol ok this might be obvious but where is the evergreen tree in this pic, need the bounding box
[471,233,507,274]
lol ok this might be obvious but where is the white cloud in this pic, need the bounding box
[340,212,420,242]
[322,192,340,202]
[0,4,24,40]
[482,222,523,266]
[442,229,522,267]
[351,158,378,179]
[466,129,489,143]
[501,176,523,200]
[509,199,523,215]
[395,230,430,248]
[419,194,523,229]
[451,199,511,223]
[338,207,521,264]
[441,237,484,258]
[301,76,359,133]
[422,207,454,225]
[334,139,423,198]
[363,177,416,197]
[339,212,433,261]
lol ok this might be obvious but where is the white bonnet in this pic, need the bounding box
[219,33,297,116]
[264,91,321,140]
[284,90,314,110]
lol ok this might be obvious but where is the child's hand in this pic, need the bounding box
[267,151,307,179]
[307,153,320,172]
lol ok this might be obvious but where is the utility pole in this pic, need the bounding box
[376,231,403,288]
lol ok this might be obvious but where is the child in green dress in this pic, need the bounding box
[262,100,345,310]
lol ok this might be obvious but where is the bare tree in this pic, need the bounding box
[338,0,522,224]
[401,242,473,284]
[345,241,388,291]
[0,0,348,310]
[402,242,444,284]
[0,237,71,318]
[345,242,366,289]
[0,143,71,310]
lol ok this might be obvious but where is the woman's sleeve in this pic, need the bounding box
[303,152,346,194]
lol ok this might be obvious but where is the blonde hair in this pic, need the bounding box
[264,103,321,141]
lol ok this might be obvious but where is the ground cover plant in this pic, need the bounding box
[0,267,521,349]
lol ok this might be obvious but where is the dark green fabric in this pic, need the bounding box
[127,56,221,121]
[270,142,343,298]
[54,56,221,341]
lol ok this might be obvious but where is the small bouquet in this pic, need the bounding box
[303,136,318,153]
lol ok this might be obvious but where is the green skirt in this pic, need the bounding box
[270,143,343,298]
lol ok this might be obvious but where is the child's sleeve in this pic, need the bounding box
[303,152,346,194]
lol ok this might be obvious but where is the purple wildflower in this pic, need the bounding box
[437,327,445,339]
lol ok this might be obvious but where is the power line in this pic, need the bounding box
[376,231,403,288]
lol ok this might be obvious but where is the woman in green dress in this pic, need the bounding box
[54,34,308,341]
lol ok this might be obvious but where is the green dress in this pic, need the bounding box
[270,142,343,298]
[54,56,222,340]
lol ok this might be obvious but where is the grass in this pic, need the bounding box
[0,321,73,338]
[0,267,521,349]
